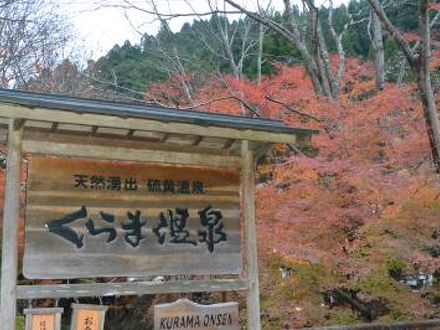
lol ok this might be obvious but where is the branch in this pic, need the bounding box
[265,95,321,122]
[182,95,261,118]
[96,0,241,21]
[367,0,416,67]
[328,0,346,83]
[287,143,306,156]
[397,5,440,86]
[224,0,296,44]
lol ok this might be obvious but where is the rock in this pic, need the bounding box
[400,273,433,290]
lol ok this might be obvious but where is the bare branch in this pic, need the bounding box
[265,95,321,122]
[97,0,241,21]
[397,10,440,85]
[181,94,261,118]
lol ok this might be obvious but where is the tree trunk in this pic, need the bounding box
[396,58,408,86]
[314,6,339,97]
[417,0,440,170]
[256,23,264,85]
[367,0,440,172]
[369,11,385,90]
[396,12,439,86]
[305,0,337,97]
[224,0,328,97]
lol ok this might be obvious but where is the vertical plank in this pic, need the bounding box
[241,140,261,330]
[1,119,24,329]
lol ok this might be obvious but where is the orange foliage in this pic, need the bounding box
[189,59,440,326]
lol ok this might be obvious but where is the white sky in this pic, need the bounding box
[59,0,342,59]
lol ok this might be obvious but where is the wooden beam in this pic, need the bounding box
[23,130,236,156]
[0,118,24,329]
[0,126,7,145]
[0,104,300,144]
[22,140,241,169]
[16,279,248,299]
[241,140,261,330]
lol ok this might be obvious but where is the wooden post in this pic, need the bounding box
[241,140,261,330]
[1,119,24,329]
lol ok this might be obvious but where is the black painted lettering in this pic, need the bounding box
[186,315,194,327]
[210,314,216,326]
[160,317,167,329]
[166,318,173,329]
[194,315,200,327]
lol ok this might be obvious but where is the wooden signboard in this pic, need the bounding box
[24,308,63,330]
[70,304,108,330]
[23,157,241,279]
[154,299,239,330]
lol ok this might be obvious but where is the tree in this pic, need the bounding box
[368,11,385,90]
[367,0,440,172]
[0,0,70,88]
[223,0,364,99]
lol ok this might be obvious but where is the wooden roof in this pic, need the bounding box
[0,88,317,166]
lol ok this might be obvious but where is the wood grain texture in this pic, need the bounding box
[23,157,242,279]
[22,140,241,169]
[24,308,63,330]
[0,104,299,144]
[17,279,248,299]
[241,140,261,330]
[22,130,236,157]
[70,304,108,330]
[0,119,24,329]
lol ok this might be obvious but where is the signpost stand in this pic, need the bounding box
[241,140,261,329]
[0,88,316,329]
[0,119,24,330]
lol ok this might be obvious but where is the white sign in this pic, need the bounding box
[154,299,239,330]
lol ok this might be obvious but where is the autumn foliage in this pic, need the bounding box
[147,57,440,327]
[1,56,439,328]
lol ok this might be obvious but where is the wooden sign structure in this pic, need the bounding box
[23,308,63,330]
[70,304,108,330]
[154,299,239,330]
[0,88,316,330]
[24,157,241,278]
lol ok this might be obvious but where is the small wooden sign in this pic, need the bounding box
[24,308,63,330]
[70,304,108,330]
[154,299,239,330]
[23,157,241,279]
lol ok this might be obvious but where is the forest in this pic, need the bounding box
[1,0,440,328]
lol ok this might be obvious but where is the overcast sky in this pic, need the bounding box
[60,0,343,59]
